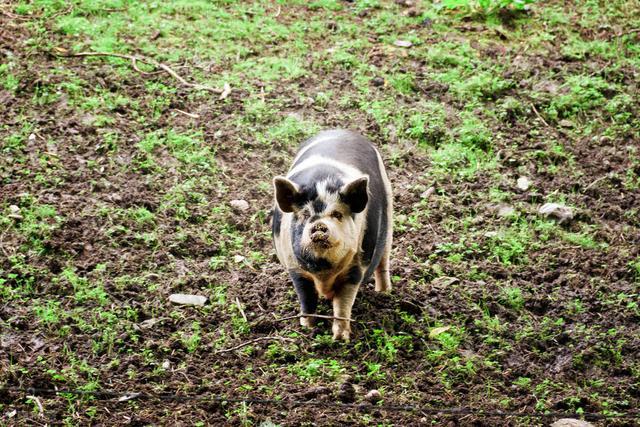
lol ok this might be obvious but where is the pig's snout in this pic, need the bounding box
[310,222,332,248]
[311,222,328,234]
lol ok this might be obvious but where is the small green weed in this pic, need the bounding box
[290,358,345,381]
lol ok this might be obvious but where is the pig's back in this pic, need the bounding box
[291,129,381,177]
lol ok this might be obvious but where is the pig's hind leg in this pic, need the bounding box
[290,271,318,328]
[374,242,392,293]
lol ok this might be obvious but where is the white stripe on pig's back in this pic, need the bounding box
[287,155,365,182]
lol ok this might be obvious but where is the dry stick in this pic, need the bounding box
[614,28,640,38]
[215,336,295,354]
[174,109,200,119]
[130,57,163,76]
[26,395,44,416]
[530,103,551,129]
[235,297,248,323]
[56,51,223,94]
[584,173,612,192]
[274,313,354,323]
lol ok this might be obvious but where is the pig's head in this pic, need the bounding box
[274,175,368,272]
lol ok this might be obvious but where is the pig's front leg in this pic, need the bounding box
[290,271,318,328]
[332,283,360,341]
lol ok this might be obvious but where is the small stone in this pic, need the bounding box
[516,176,531,191]
[497,205,515,217]
[169,294,207,306]
[230,199,249,212]
[162,360,170,369]
[371,76,385,87]
[538,203,574,224]
[420,186,435,199]
[28,133,36,142]
[405,7,420,17]
[8,204,22,219]
[364,389,382,403]
[550,419,594,427]
[81,114,96,127]
[558,119,574,128]
[484,231,498,238]
[233,255,246,263]
[139,318,163,329]
[393,40,413,48]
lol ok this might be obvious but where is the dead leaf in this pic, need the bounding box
[429,326,451,338]
[219,82,231,100]
[393,40,413,48]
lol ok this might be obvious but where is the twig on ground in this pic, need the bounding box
[215,336,295,354]
[273,313,354,323]
[235,297,248,322]
[26,395,44,416]
[173,109,200,119]
[584,173,611,192]
[130,57,162,76]
[53,50,224,94]
[530,103,551,129]
[614,28,640,38]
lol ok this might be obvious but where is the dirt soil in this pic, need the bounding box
[1,1,639,426]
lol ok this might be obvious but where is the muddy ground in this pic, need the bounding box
[1,0,639,425]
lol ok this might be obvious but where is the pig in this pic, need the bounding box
[272,129,393,341]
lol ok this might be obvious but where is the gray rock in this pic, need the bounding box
[420,186,435,199]
[539,203,574,224]
[169,294,207,306]
[230,199,250,212]
[139,318,165,329]
[497,205,515,217]
[550,419,594,427]
[365,389,382,403]
[516,176,531,191]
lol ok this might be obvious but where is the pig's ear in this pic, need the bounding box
[274,176,299,213]
[340,176,369,214]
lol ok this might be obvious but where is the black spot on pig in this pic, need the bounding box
[272,207,282,237]
[344,264,363,285]
[312,199,326,214]
[290,270,318,315]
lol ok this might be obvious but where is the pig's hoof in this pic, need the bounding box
[332,321,351,342]
[374,282,391,293]
[300,316,316,328]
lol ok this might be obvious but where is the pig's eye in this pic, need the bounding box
[330,211,343,221]
[298,209,310,220]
